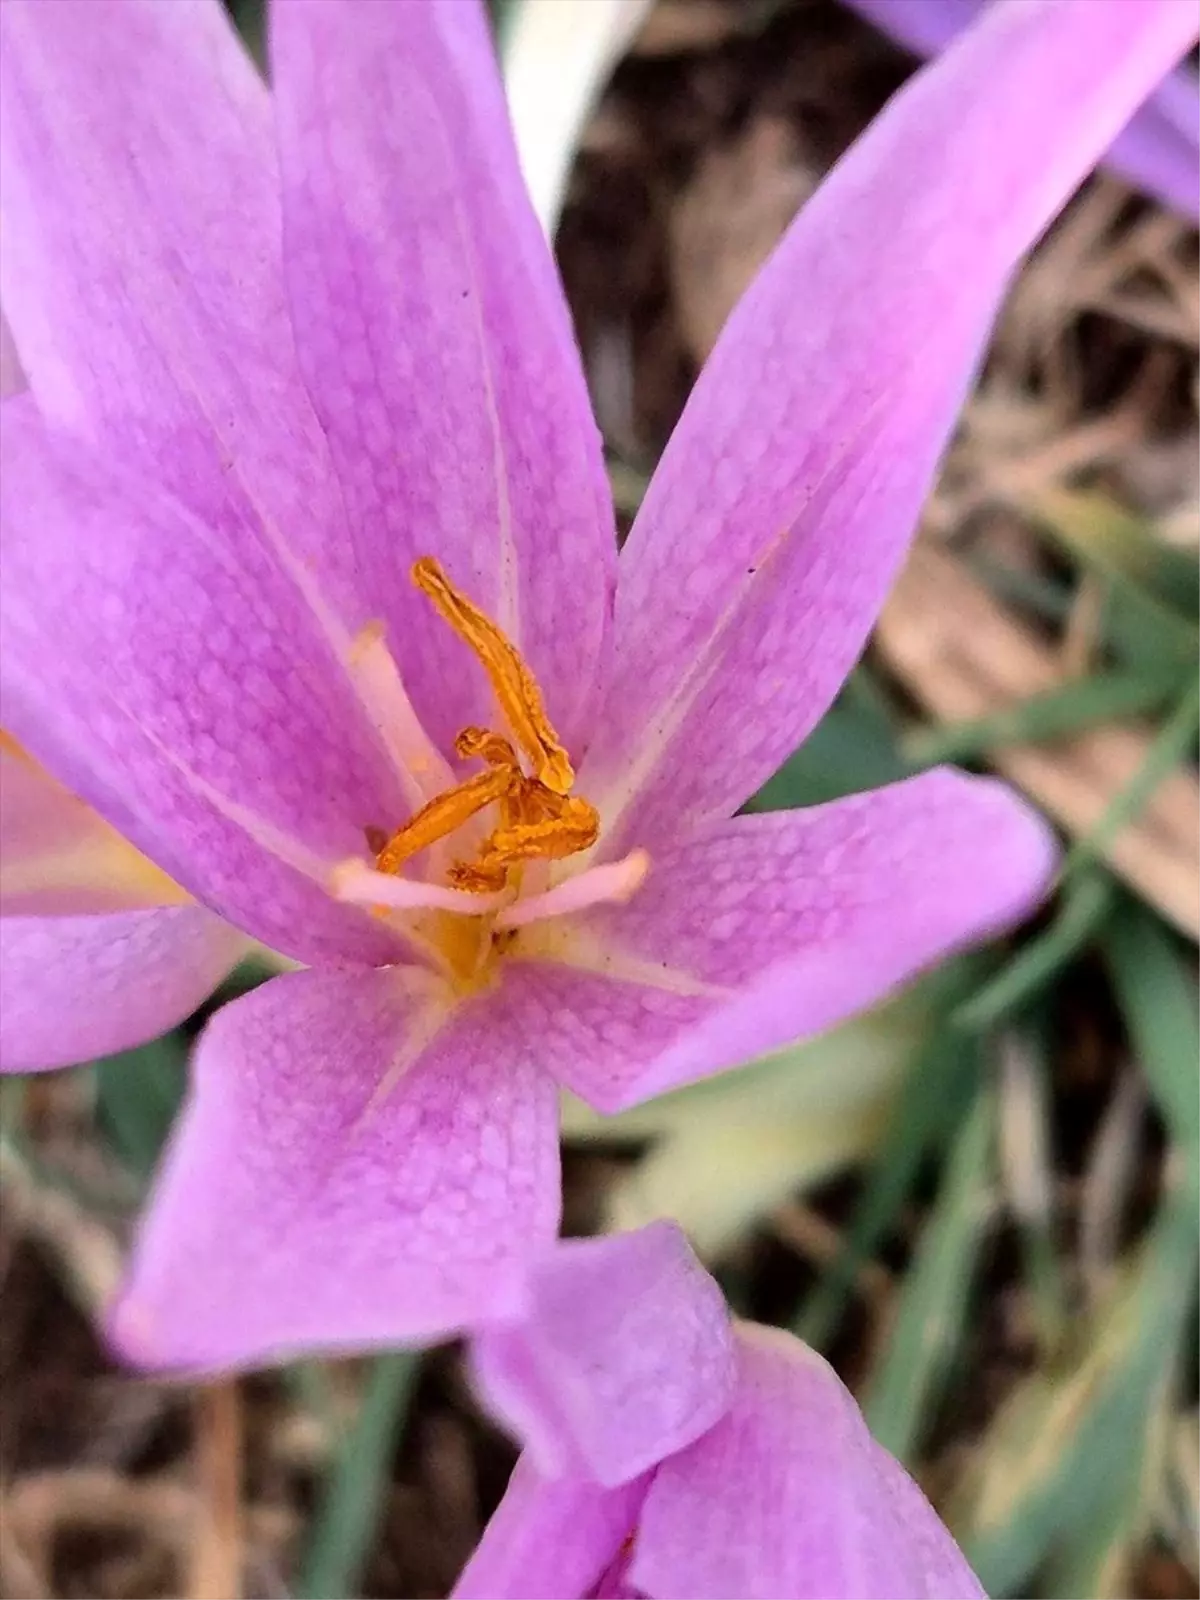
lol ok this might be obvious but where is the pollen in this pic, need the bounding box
[372,560,600,896]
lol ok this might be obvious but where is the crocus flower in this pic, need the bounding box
[456,1221,984,1600]
[0,0,1193,1373]
[841,0,1200,219]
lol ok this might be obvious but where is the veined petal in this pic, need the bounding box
[842,0,1199,218]
[0,907,244,1074]
[0,399,410,966]
[452,1455,648,1600]
[0,307,24,397]
[0,0,359,601]
[631,1323,985,1600]
[108,967,561,1373]
[472,1223,737,1488]
[269,0,616,758]
[1,0,455,837]
[518,770,1053,1112]
[582,0,1199,847]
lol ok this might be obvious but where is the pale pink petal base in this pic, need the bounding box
[0,906,244,1073]
[452,1455,648,1600]
[526,770,1056,1112]
[108,967,561,1372]
[472,1223,737,1486]
[632,1324,985,1600]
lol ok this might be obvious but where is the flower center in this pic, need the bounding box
[372,558,601,895]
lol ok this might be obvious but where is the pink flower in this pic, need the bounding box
[1,0,1193,1372]
[841,0,1200,219]
[458,1222,984,1600]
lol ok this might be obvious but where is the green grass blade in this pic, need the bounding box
[997,1030,1068,1354]
[94,1033,189,1183]
[1103,898,1200,1205]
[904,665,1182,767]
[1064,676,1200,880]
[795,984,984,1350]
[296,1353,419,1600]
[957,1189,1198,1597]
[861,1084,996,1462]
[953,870,1115,1032]
[1028,488,1200,620]
[749,679,909,811]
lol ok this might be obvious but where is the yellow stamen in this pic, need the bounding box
[475,794,600,873]
[375,764,517,876]
[412,557,574,794]
[371,559,604,906]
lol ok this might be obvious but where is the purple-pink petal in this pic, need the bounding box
[0,907,243,1074]
[269,0,615,759]
[472,1222,737,1487]
[109,967,561,1373]
[526,769,1054,1114]
[631,1323,985,1600]
[0,399,408,967]
[841,0,1199,218]
[580,0,1199,852]
[0,748,246,1071]
[453,1455,649,1600]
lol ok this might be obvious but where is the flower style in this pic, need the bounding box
[456,1222,984,1600]
[840,0,1200,219]
[1,0,1194,1372]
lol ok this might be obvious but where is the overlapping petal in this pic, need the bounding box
[0,908,243,1073]
[1,401,409,965]
[523,769,1054,1112]
[0,748,245,1071]
[632,1323,985,1600]
[109,968,561,1372]
[473,1223,737,1486]
[841,0,1200,218]
[580,0,1200,852]
[270,0,615,757]
[453,1456,648,1600]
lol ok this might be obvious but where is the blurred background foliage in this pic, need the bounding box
[1,1,1196,1597]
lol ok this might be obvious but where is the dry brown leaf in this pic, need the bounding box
[875,543,1200,937]
[669,115,821,362]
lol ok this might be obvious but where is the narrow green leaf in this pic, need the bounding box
[861,1085,996,1462]
[1064,676,1200,880]
[997,1029,1068,1355]
[795,971,985,1350]
[296,1352,419,1600]
[1028,488,1200,619]
[94,1033,189,1182]
[1103,898,1200,1204]
[750,680,909,812]
[904,666,1181,767]
[966,554,1073,625]
[958,1191,1198,1596]
[953,870,1115,1032]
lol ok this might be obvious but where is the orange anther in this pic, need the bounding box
[374,764,517,876]
[412,558,574,794]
